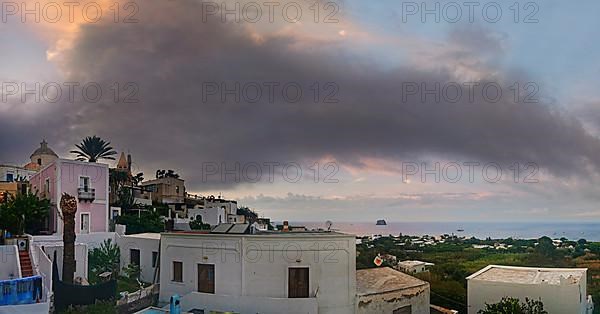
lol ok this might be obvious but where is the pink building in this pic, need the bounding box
[30,159,109,235]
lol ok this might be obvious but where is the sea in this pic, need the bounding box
[295,222,600,241]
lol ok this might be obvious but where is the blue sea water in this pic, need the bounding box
[298,222,600,241]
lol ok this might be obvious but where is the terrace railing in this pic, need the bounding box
[0,275,43,306]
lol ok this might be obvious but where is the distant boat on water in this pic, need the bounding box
[457,229,464,232]
[376,219,387,226]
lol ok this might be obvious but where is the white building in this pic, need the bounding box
[397,260,434,274]
[356,267,430,314]
[0,164,36,182]
[158,229,356,314]
[187,207,226,226]
[117,233,161,283]
[204,198,237,212]
[35,241,89,283]
[467,265,594,314]
[202,198,240,223]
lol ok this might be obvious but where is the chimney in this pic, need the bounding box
[283,220,289,232]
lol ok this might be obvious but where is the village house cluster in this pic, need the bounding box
[0,140,595,313]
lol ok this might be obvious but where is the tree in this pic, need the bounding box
[60,193,78,284]
[190,216,211,230]
[132,172,144,186]
[70,136,117,162]
[0,192,50,235]
[478,297,547,314]
[88,239,120,283]
[116,188,136,210]
[123,263,141,280]
[109,169,129,192]
[535,236,557,257]
[116,211,164,234]
[155,169,179,179]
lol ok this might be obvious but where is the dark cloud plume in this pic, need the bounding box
[2,0,600,191]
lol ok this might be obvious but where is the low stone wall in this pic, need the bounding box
[116,284,159,314]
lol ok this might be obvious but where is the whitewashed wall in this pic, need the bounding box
[187,207,225,226]
[37,243,88,281]
[159,233,356,314]
[117,234,160,283]
[181,291,318,314]
[468,277,588,314]
[0,245,20,280]
[356,285,430,314]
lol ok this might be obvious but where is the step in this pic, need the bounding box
[18,250,35,278]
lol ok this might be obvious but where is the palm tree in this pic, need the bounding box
[70,136,117,162]
[60,193,77,284]
[132,172,144,186]
[156,169,179,179]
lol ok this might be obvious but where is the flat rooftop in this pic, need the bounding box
[124,233,162,240]
[356,267,428,296]
[467,265,587,285]
[162,230,352,237]
[398,260,434,266]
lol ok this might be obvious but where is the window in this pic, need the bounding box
[152,252,158,268]
[80,176,90,191]
[37,158,42,165]
[176,185,180,194]
[130,249,140,267]
[172,261,183,282]
[288,267,309,298]
[45,178,50,193]
[81,213,90,233]
[6,173,14,182]
[197,264,215,294]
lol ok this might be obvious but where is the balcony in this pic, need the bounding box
[77,188,95,202]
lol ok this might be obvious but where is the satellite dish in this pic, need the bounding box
[325,220,333,231]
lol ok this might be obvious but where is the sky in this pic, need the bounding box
[2,0,600,222]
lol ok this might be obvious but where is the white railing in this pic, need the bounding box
[117,284,159,306]
[32,244,53,303]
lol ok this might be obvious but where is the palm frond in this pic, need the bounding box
[70,135,118,162]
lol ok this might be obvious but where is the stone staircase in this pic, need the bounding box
[19,250,34,277]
